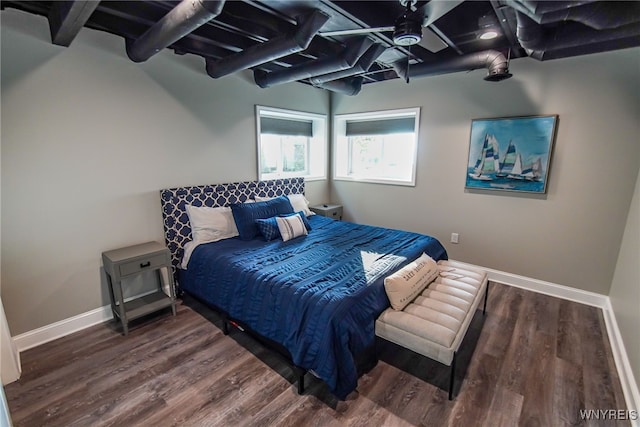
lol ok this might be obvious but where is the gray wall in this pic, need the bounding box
[331,48,640,296]
[1,10,330,335]
[609,170,640,385]
[1,6,638,346]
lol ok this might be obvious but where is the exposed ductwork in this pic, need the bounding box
[126,0,225,63]
[393,50,512,82]
[309,44,386,85]
[316,77,365,96]
[205,10,330,79]
[513,1,597,16]
[6,0,639,94]
[254,37,374,88]
[514,8,640,60]
[510,0,640,30]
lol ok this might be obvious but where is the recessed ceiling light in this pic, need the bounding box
[479,30,499,40]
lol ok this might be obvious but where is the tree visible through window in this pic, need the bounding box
[260,134,308,175]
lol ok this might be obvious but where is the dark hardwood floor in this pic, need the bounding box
[5,283,629,426]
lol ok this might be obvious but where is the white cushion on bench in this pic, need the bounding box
[375,260,488,366]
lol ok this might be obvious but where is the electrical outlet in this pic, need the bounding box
[451,233,459,244]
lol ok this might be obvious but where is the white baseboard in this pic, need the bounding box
[483,266,609,308]
[602,299,640,422]
[10,264,639,419]
[12,289,162,352]
[13,305,112,352]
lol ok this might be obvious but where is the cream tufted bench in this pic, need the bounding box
[375,260,489,400]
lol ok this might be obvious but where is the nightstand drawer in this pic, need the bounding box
[327,209,341,219]
[119,253,167,277]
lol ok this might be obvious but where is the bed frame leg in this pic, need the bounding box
[221,314,229,335]
[294,367,305,394]
[449,352,457,400]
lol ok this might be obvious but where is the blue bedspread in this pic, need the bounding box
[180,215,447,399]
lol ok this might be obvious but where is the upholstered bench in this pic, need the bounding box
[375,258,489,400]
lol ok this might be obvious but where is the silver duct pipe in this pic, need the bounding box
[510,0,640,30]
[316,77,364,96]
[516,1,597,15]
[515,10,640,60]
[254,37,374,88]
[533,2,639,30]
[126,0,225,63]
[206,10,330,79]
[309,44,386,85]
[393,50,512,82]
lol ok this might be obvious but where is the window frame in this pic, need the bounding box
[256,105,327,181]
[333,107,421,186]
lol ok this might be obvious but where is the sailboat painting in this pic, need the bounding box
[465,115,558,193]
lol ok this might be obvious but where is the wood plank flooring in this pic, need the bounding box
[5,283,629,426]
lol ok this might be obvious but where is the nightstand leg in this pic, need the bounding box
[159,268,177,316]
[112,280,128,335]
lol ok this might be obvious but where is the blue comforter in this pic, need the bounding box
[180,215,447,399]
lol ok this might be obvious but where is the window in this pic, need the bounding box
[333,108,420,186]
[256,106,327,181]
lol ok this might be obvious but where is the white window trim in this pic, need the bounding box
[256,105,327,181]
[333,107,420,187]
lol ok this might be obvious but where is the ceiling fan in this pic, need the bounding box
[318,0,463,49]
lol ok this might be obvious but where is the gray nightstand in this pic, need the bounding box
[102,241,176,335]
[310,204,343,220]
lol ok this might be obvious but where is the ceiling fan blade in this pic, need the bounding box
[418,0,464,27]
[319,26,395,37]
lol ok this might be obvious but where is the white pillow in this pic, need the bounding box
[255,194,315,217]
[384,253,439,311]
[185,205,238,242]
[276,213,308,242]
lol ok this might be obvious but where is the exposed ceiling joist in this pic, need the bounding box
[48,0,100,47]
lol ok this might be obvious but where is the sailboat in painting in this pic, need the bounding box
[506,153,525,180]
[468,134,500,181]
[496,140,516,177]
[522,157,543,181]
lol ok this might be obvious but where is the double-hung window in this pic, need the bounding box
[256,106,327,181]
[333,107,420,186]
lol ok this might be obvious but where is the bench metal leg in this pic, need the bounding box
[449,351,457,400]
[483,281,490,315]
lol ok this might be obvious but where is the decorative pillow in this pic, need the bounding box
[255,194,315,217]
[185,205,238,242]
[384,253,439,311]
[231,196,294,240]
[276,213,309,242]
[255,211,312,241]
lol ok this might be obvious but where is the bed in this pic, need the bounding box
[160,178,447,399]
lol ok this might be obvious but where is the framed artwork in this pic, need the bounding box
[465,115,558,193]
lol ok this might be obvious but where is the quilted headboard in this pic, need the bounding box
[160,177,305,270]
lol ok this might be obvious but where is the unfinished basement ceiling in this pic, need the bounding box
[2,0,639,95]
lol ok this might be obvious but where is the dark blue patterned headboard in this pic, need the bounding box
[160,178,305,269]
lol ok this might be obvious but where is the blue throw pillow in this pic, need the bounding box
[256,211,312,241]
[231,196,294,241]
